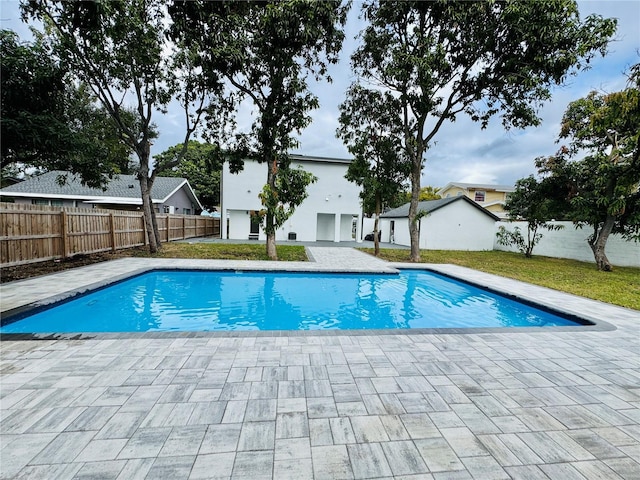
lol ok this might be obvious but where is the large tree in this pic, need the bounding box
[337,85,410,256]
[23,1,211,252]
[154,141,224,212]
[169,1,347,259]
[352,0,616,261]
[0,29,132,187]
[537,66,640,270]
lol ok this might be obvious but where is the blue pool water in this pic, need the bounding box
[0,270,582,333]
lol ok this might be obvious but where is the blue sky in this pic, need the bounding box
[2,1,638,188]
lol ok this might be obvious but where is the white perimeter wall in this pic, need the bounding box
[221,159,362,242]
[495,221,640,267]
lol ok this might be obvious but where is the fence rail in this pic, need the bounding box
[0,203,220,267]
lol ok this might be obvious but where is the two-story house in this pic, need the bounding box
[221,155,362,242]
[437,182,514,218]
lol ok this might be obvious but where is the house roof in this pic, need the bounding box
[0,170,202,209]
[438,182,515,193]
[289,154,352,165]
[381,195,500,221]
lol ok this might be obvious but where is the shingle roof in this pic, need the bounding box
[0,170,198,205]
[381,195,499,220]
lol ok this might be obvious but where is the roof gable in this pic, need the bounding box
[381,195,499,221]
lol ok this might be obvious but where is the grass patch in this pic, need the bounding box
[144,242,308,262]
[360,248,640,311]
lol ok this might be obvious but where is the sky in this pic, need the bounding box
[2,1,639,189]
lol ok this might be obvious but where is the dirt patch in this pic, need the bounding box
[0,248,149,283]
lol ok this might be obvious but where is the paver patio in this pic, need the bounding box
[1,247,639,479]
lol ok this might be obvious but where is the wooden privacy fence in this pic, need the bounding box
[0,203,220,267]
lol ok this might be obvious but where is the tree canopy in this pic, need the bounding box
[0,29,132,188]
[351,0,617,261]
[22,0,212,252]
[153,141,224,212]
[337,84,410,255]
[535,66,640,270]
[169,0,347,259]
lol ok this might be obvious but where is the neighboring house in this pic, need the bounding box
[0,170,203,214]
[221,155,362,242]
[438,182,514,218]
[379,196,499,250]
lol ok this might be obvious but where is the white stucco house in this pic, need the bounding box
[379,196,499,250]
[220,154,362,242]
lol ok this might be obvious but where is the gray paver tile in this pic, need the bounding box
[73,460,127,479]
[232,450,273,478]
[274,437,311,461]
[199,423,242,454]
[461,455,510,479]
[75,438,128,462]
[415,437,465,472]
[309,418,333,446]
[276,411,309,438]
[273,458,313,480]
[117,427,172,459]
[30,430,96,464]
[312,445,354,480]
[146,455,195,480]
[189,452,235,479]
[381,440,429,476]
[347,442,393,478]
[237,421,275,451]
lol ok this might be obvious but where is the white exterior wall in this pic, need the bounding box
[495,221,640,267]
[221,158,362,242]
[420,201,496,250]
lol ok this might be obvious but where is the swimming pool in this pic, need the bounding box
[0,269,586,333]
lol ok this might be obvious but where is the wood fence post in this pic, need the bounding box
[61,210,69,258]
[109,213,117,252]
[166,215,170,243]
[183,216,186,239]
[143,213,148,246]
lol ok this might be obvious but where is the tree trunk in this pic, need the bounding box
[373,192,381,257]
[138,172,159,254]
[265,157,278,261]
[589,215,615,271]
[408,159,421,262]
[136,141,161,253]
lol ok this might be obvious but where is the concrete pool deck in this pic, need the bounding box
[1,247,639,478]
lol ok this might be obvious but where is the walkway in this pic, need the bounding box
[1,248,639,479]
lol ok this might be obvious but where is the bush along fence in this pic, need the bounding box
[0,202,220,267]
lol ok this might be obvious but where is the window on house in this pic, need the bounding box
[33,199,49,205]
[51,200,63,207]
[183,208,191,215]
[474,191,486,202]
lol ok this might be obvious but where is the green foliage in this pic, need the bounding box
[257,160,317,235]
[351,0,616,260]
[154,141,224,212]
[337,84,410,223]
[535,66,640,270]
[0,29,132,187]
[499,176,564,257]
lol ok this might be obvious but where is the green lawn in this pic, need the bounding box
[359,248,640,311]
[139,242,308,262]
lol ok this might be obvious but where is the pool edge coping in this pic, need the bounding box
[0,260,622,339]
